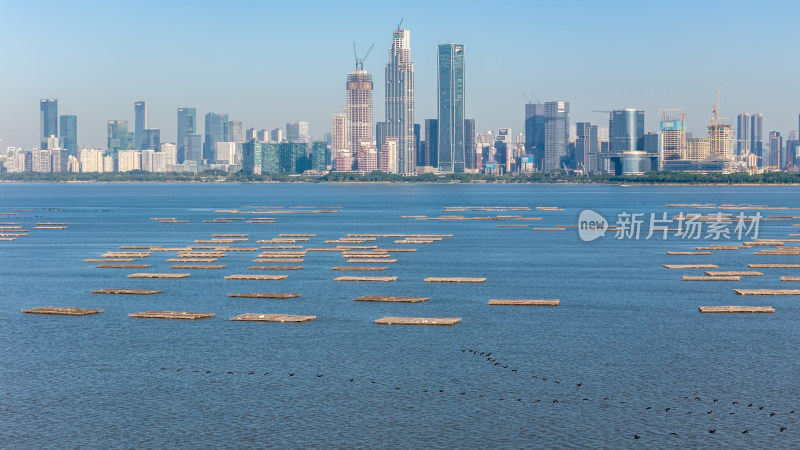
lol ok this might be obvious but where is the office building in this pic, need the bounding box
[177,108,197,163]
[543,102,570,171]
[141,128,160,152]
[228,120,244,143]
[610,109,644,152]
[184,134,203,164]
[40,99,58,149]
[286,122,310,143]
[736,113,750,155]
[423,119,438,168]
[751,114,763,158]
[385,27,415,174]
[464,119,476,171]
[524,103,546,167]
[376,122,387,151]
[708,123,734,158]
[134,101,147,150]
[205,113,229,162]
[437,43,465,173]
[107,120,133,156]
[59,115,78,157]
[575,122,599,173]
[768,131,782,167]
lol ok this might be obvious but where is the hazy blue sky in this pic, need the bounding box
[1,0,798,149]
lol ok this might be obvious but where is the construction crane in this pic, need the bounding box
[655,108,684,121]
[522,91,541,104]
[397,18,403,30]
[710,84,722,155]
[353,42,374,70]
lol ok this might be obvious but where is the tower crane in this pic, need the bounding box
[353,42,375,70]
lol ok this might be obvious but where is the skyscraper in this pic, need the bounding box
[524,103,546,169]
[286,122,310,143]
[464,119,476,170]
[659,116,685,161]
[385,27,415,174]
[331,113,350,170]
[575,122,599,173]
[204,113,229,162]
[751,114,763,158]
[424,119,438,168]
[107,120,134,156]
[768,131,782,167]
[610,109,644,152]
[184,134,202,164]
[228,120,244,143]
[543,102,570,171]
[437,43,465,173]
[142,129,161,152]
[736,113,750,155]
[177,108,197,163]
[346,61,374,170]
[40,99,58,148]
[59,115,78,157]
[134,101,148,150]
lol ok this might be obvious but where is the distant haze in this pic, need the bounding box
[1,0,798,149]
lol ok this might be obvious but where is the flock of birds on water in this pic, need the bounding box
[156,347,795,441]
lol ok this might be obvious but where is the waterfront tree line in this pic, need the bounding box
[3,170,800,184]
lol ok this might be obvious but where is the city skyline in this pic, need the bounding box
[1,0,799,150]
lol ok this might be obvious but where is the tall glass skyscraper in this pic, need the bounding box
[385,28,415,174]
[736,113,750,155]
[177,108,197,163]
[134,101,148,150]
[464,119,476,170]
[543,102,569,171]
[610,109,645,152]
[346,65,374,166]
[424,119,438,168]
[40,99,58,149]
[751,113,763,158]
[205,113,229,162]
[142,129,161,152]
[59,115,78,157]
[524,103,546,169]
[437,43,465,173]
[575,122,599,173]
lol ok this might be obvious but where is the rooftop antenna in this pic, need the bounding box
[353,41,375,70]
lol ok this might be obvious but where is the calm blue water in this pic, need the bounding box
[2,183,800,448]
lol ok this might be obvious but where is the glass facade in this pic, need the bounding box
[575,122,598,173]
[134,101,147,150]
[464,119,476,170]
[750,114,763,158]
[543,102,569,171]
[106,120,134,157]
[385,28,415,174]
[424,119,438,167]
[177,108,196,163]
[142,129,161,152]
[610,109,644,152]
[59,115,78,157]
[524,103,546,170]
[205,113,229,162]
[311,141,327,171]
[184,134,202,164]
[437,44,465,173]
[40,99,58,148]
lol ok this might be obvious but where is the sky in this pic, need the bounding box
[1,0,799,150]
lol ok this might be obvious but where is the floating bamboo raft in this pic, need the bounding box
[225,274,288,281]
[332,266,387,271]
[663,264,719,269]
[280,233,315,237]
[128,273,190,279]
[375,316,462,325]
[228,292,301,299]
[212,234,248,237]
[734,289,800,296]
[489,299,560,306]
[667,251,712,255]
[230,313,316,322]
[696,246,742,250]
[698,306,775,313]
[780,277,800,282]
[102,252,151,258]
[129,311,214,320]
[253,258,304,263]
[683,276,740,281]
[532,228,567,231]
[748,264,800,268]
[706,271,762,276]
[347,259,398,263]
[170,265,226,269]
[248,265,303,270]
[167,258,218,262]
[22,306,104,316]
[96,264,151,269]
[335,276,397,282]
[92,288,162,295]
[425,277,486,283]
[261,245,303,249]
[355,295,429,303]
